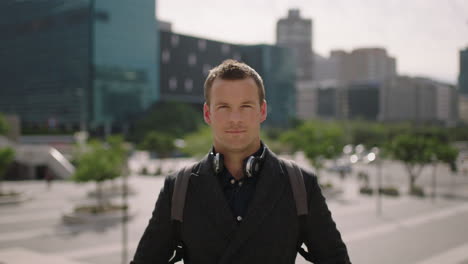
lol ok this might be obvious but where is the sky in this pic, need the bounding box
[157,0,468,85]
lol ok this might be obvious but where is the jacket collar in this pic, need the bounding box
[190,146,288,256]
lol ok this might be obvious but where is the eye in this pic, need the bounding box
[242,105,252,108]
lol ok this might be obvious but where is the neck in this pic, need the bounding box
[215,140,261,180]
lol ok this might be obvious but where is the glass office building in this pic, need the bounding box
[0,0,158,131]
[242,45,297,127]
[159,31,296,127]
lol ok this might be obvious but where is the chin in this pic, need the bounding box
[221,138,254,152]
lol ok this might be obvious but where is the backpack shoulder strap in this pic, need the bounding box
[280,159,308,216]
[169,163,198,263]
[171,163,197,222]
[280,159,313,261]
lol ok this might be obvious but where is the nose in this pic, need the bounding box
[229,109,242,122]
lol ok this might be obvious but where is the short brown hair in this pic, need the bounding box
[204,59,265,105]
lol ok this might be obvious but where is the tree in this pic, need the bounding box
[0,147,15,195]
[130,101,203,143]
[181,126,212,158]
[349,121,388,148]
[388,133,437,194]
[434,143,458,172]
[139,132,175,158]
[72,136,126,209]
[280,121,345,177]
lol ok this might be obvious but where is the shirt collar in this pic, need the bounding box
[218,143,264,182]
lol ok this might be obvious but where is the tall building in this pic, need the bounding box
[0,0,158,131]
[459,47,468,123]
[159,30,296,127]
[459,47,468,96]
[296,83,319,120]
[329,48,396,86]
[311,82,380,121]
[276,9,313,81]
[0,1,296,132]
[242,45,297,127]
[459,96,468,124]
[346,83,380,120]
[380,76,458,126]
[159,31,243,104]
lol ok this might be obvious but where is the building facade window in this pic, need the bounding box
[221,44,230,55]
[233,52,241,61]
[95,10,109,22]
[198,39,207,51]
[162,49,170,63]
[203,64,212,76]
[188,53,197,66]
[184,79,193,92]
[171,35,179,47]
[169,77,177,91]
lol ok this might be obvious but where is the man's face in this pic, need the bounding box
[204,77,267,154]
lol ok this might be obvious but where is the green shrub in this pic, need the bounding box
[379,186,400,197]
[153,167,162,176]
[140,167,148,175]
[410,186,425,197]
[320,182,333,190]
[360,186,373,195]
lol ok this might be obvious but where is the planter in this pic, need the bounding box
[322,187,343,199]
[87,184,136,198]
[359,186,400,197]
[62,204,137,224]
[379,186,400,197]
[0,191,31,205]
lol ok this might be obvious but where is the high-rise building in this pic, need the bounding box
[459,47,468,96]
[159,30,296,127]
[458,47,468,124]
[329,48,396,86]
[380,76,458,126]
[0,0,158,131]
[0,1,296,131]
[242,45,296,127]
[159,31,243,104]
[459,95,468,124]
[346,83,380,120]
[276,9,313,81]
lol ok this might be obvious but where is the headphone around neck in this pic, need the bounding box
[210,144,267,178]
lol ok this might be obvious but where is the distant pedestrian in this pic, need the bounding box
[45,168,54,190]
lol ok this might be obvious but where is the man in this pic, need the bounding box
[131,60,351,263]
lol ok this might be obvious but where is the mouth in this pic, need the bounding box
[225,130,246,134]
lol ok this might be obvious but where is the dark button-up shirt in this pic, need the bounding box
[219,168,258,221]
[217,146,263,222]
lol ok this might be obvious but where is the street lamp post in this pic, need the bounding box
[376,156,382,216]
[431,155,438,204]
[367,147,382,216]
[121,144,131,264]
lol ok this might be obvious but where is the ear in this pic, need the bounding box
[203,103,211,125]
[260,100,267,123]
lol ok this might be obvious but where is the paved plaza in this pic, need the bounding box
[1,156,468,264]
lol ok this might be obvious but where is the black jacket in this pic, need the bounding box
[132,148,351,264]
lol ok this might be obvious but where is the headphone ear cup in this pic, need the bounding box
[252,158,260,175]
[244,156,257,178]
